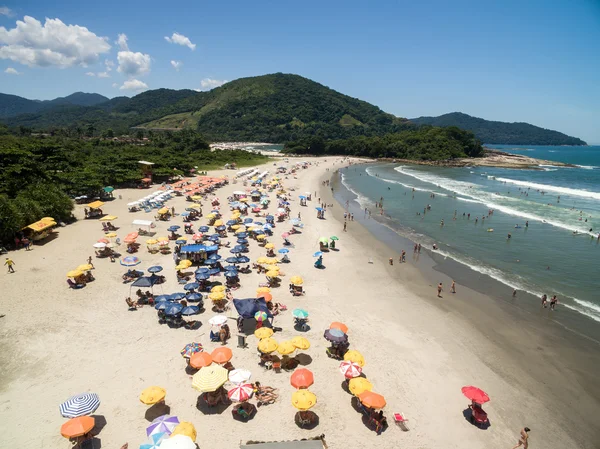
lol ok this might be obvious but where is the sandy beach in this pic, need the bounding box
[0,157,598,449]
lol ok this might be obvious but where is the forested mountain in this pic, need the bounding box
[410,112,586,145]
[48,92,109,107]
[0,92,109,119]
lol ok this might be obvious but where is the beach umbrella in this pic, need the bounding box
[291,390,317,411]
[179,260,193,269]
[265,243,275,249]
[208,268,221,276]
[265,270,279,278]
[120,256,141,266]
[256,287,271,295]
[170,422,196,442]
[256,234,266,241]
[254,327,273,339]
[224,271,238,278]
[225,257,238,263]
[208,315,228,326]
[258,337,278,354]
[236,232,248,239]
[100,215,118,221]
[358,391,386,409]
[313,251,323,258]
[146,415,180,437]
[191,233,203,241]
[224,264,238,272]
[324,328,348,344]
[237,256,250,263]
[192,365,229,392]
[183,282,199,291]
[461,386,490,404]
[154,295,170,302]
[278,248,289,254]
[226,220,237,226]
[155,302,169,310]
[92,242,106,249]
[169,293,186,301]
[254,311,268,322]
[181,306,200,316]
[180,343,203,359]
[343,350,365,367]
[195,272,210,281]
[66,270,84,278]
[208,253,222,261]
[349,377,373,396]
[199,226,210,232]
[330,236,339,241]
[236,238,249,244]
[330,322,349,333]
[229,369,252,384]
[60,416,95,439]
[140,432,167,449]
[339,361,362,379]
[256,256,268,264]
[291,336,310,350]
[281,233,290,239]
[105,232,117,238]
[196,267,209,273]
[77,264,94,272]
[315,207,323,212]
[186,292,203,302]
[243,218,253,223]
[180,211,190,217]
[277,341,296,356]
[190,352,212,369]
[214,220,224,227]
[140,386,166,405]
[164,303,183,316]
[228,383,254,402]
[292,308,309,319]
[146,239,158,245]
[290,276,304,286]
[257,292,272,303]
[290,368,314,389]
[211,347,233,364]
[156,236,169,242]
[167,226,180,232]
[59,393,100,418]
[211,285,226,293]
[175,239,187,245]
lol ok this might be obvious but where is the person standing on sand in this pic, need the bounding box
[512,289,517,298]
[5,257,15,273]
[451,280,456,293]
[437,283,443,297]
[343,221,347,232]
[401,250,406,262]
[511,427,530,449]
[389,257,393,266]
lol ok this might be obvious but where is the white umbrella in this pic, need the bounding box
[208,315,227,326]
[227,383,254,402]
[228,369,251,384]
[93,242,106,248]
[159,435,195,449]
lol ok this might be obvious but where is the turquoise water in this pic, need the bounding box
[338,145,600,324]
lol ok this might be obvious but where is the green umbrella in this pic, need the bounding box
[319,237,328,243]
[104,186,114,193]
[330,236,339,241]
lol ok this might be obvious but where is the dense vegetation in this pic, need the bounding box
[0,92,109,119]
[0,130,268,243]
[283,126,484,160]
[410,112,587,146]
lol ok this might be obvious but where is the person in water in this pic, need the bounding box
[541,294,547,307]
[550,295,558,310]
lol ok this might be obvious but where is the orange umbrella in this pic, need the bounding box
[358,391,386,409]
[330,322,348,333]
[190,352,212,369]
[97,238,109,244]
[211,347,233,364]
[126,231,139,239]
[290,368,314,389]
[258,292,272,302]
[61,416,95,439]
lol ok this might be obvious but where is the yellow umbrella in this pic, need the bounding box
[239,198,249,202]
[277,341,296,356]
[265,258,278,265]
[171,422,197,442]
[188,204,201,210]
[176,236,188,242]
[191,195,203,201]
[175,262,190,270]
[290,276,304,286]
[211,285,226,293]
[67,270,83,278]
[256,235,266,241]
[343,350,365,367]
[267,265,280,272]
[77,264,94,272]
[99,215,118,221]
[256,287,271,294]
[178,260,192,268]
[265,243,275,249]
[208,292,225,301]
[146,239,158,245]
[214,220,223,227]
[158,207,169,215]
[231,225,240,230]
[254,328,274,339]
[156,236,169,242]
[291,389,317,411]
[139,386,166,405]
[256,257,269,264]
[105,232,117,238]
[349,378,373,396]
[291,336,310,350]
[266,270,280,277]
[206,213,216,219]
[247,226,258,232]
[257,337,279,354]
[192,365,229,393]
[235,228,246,234]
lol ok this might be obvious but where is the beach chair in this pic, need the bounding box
[469,404,488,426]
[393,412,409,430]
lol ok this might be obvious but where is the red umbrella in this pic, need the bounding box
[281,233,290,239]
[290,368,314,389]
[461,386,490,404]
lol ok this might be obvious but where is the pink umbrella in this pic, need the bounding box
[339,360,362,379]
[228,384,254,402]
[281,233,290,239]
[192,233,203,241]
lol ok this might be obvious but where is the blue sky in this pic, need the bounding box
[1,0,599,143]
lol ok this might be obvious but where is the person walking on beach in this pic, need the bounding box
[418,243,421,253]
[512,289,517,298]
[511,427,530,449]
[343,221,347,232]
[5,257,15,273]
[437,283,443,297]
[87,256,94,269]
[389,257,394,266]
[401,250,406,262]
[451,280,456,293]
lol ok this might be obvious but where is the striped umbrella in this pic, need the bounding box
[192,365,229,393]
[227,384,254,402]
[59,392,100,418]
[180,343,203,359]
[120,256,141,266]
[140,432,167,449]
[254,311,268,322]
[339,360,362,379]
[146,415,180,437]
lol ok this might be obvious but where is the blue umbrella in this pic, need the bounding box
[195,273,210,280]
[278,248,289,254]
[140,432,167,449]
[236,256,250,263]
[199,226,210,232]
[148,266,163,273]
[208,235,220,242]
[175,239,187,244]
[215,225,226,231]
[155,301,169,310]
[180,211,190,217]
[237,239,249,245]
[59,392,100,418]
[266,215,274,220]
[226,220,237,226]
[254,230,265,235]
[263,224,272,230]
[164,303,183,316]
[224,271,238,278]
[313,251,323,257]
[244,218,253,223]
[299,195,306,199]
[167,225,180,232]
[208,268,221,276]
[169,292,186,301]
[208,253,222,260]
[225,257,238,263]
[195,267,209,273]
[184,282,199,291]
[315,207,323,211]
[254,221,263,226]
[292,308,309,319]
[154,295,170,302]
[224,265,238,271]
[181,306,200,316]
[236,232,248,238]
[187,292,203,302]
[204,259,218,266]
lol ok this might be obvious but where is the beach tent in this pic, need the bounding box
[131,276,160,288]
[133,219,153,228]
[180,244,219,253]
[233,297,272,319]
[26,218,56,232]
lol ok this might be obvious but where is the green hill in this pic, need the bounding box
[0,92,109,119]
[410,112,586,145]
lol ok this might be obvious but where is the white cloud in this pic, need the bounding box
[112,82,118,88]
[0,16,111,68]
[105,59,114,71]
[97,71,110,78]
[199,78,227,90]
[116,33,129,51]
[0,7,13,16]
[4,67,20,74]
[170,60,182,71]
[120,78,148,91]
[85,71,95,76]
[164,32,196,50]
[117,50,151,77]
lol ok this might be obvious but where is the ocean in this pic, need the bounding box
[335,145,600,327]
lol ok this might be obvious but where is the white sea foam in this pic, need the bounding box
[494,177,600,200]
[340,173,372,208]
[576,165,598,170]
